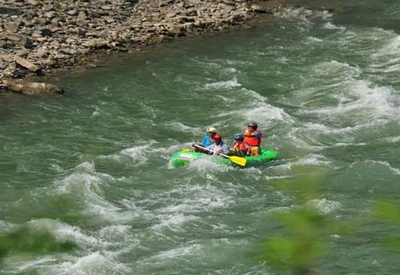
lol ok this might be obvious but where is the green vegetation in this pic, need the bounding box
[0,225,77,263]
[375,201,400,255]
[261,167,350,275]
[260,166,400,274]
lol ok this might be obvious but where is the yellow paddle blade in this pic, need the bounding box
[229,156,247,167]
[182,149,191,152]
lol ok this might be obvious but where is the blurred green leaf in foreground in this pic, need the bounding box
[262,166,351,275]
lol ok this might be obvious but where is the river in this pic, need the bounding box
[1,2,400,274]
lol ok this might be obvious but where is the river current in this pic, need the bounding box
[1,3,400,275]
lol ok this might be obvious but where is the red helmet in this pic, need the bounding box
[212,135,222,140]
[247,122,258,129]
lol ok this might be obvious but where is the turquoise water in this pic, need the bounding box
[1,4,400,275]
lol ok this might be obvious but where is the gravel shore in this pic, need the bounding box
[0,0,286,94]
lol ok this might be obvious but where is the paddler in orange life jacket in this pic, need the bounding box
[243,122,262,156]
[230,135,247,157]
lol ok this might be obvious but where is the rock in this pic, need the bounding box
[158,0,174,7]
[0,0,286,90]
[14,56,40,72]
[0,54,14,62]
[35,47,49,58]
[84,38,109,49]
[27,0,40,6]
[44,11,57,18]
[0,32,33,48]
[42,58,55,67]
[250,2,277,14]
[40,28,53,37]
[67,10,78,16]
[0,61,8,70]
[0,6,23,16]
[77,11,87,21]
[16,49,30,58]
[222,0,235,5]
[4,20,21,33]
[167,24,184,36]
[3,80,64,95]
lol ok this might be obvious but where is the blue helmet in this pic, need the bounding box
[235,135,244,141]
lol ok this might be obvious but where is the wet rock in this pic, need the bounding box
[250,1,281,13]
[167,24,184,36]
[14,56,40,72]
[3,80,64,95]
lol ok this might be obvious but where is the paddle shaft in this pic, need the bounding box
[192,144,247,167]
[192,144,227,158]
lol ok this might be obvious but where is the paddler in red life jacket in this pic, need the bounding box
[243,122,262,156]
[230,135,247,157]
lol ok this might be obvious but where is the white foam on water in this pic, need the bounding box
[345,80,398,117]
[299,122,370,137]
[53,162,135,224]
[205,77,242,89]
[362,29,400,75]
[362,160,400,176]
[49,163,65,173]
[0,220,7,229]
[98,225,135,244]
[148,142,196,159]
[240,87,269,103]
[225,59,253,66]
[120,140,158,165]
[6,256,57,274]
[188,157,234,173]
[322,21,346,30]
[371,34,400,59]
[293,154,332,168]
[224,67,237,73]
[330,142,367,148]
[2,220,134,275]
[215,94,237,103]
[306,36,323,43]
[145,243,203,262]
[304,198,342,214]
[38,252,131,275]
[275,7,332,26]
[27,219,99,247]
[264,175,293,181]
[150,183,236,218]
[242,104,295,127]
[312,60,361,80]
[378,136,400,143]
[151,213,199,231]
[163,122,204,135]
[283,130,319,151]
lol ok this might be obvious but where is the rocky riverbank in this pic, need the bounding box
[0,0,285,94]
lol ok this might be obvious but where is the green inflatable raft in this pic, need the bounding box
[169,148,278,168]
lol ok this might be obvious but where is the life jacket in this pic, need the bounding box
[234,141,247,151]
[244,129,262,147]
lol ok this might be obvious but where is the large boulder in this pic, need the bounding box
[3,80,64,95]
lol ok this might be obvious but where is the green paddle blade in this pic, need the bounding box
[229,156,247,167]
